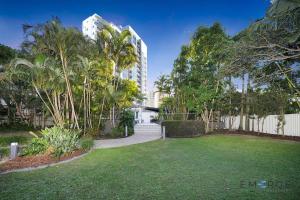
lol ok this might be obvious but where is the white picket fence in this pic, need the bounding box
[221,113,300,137]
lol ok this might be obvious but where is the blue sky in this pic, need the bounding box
[0,0,270,90]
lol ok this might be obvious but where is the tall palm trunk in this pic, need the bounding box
[59,48,79,129]
[32,83,58,125]
[83,77,87,133]
[88,83,92,128]
[112,68,120,128]
[98,96,106,129]
[65,94,69,124]
[112,106,115,127]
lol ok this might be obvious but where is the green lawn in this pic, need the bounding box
[1,135,300,200]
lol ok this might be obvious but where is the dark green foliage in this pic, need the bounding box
[118,110,134,135]
[0,44,16,65]
[110,127,125,138]
[162,120,205,137]
[79,137,94,151]
[157,23,231,133]
[0,123,38,132]
[0,135,31,147]
[0,147,9,158]
[22,138,48,156]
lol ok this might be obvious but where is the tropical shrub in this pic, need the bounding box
[110,127,124,138]
[22,138,48,156]
[85,128,100,138]
[79,137,94,151]
[0,147,9,158]
[41,126,80,157]
[118,110,134,135]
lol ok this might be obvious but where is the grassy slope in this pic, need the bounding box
[1,135,300,200]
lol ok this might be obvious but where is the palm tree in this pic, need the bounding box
[97,25,137,76]
[154,74,172,95]
[21,18,87,129]
[97,25,137,127]
[9,56,66,127]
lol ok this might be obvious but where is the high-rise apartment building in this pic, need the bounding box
[82,14,147,104]
[146,90,155,107]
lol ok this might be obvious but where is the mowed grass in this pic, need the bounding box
[1,135,300,200]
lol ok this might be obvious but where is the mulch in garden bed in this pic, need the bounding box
[0,149,86,173]
[211,129,300,142]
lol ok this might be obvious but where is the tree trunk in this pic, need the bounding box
[257,118,260,132]
[98,96,106,129]
[280,107,285,135]
[59,48,79,129]
[262,117,266,133]
[201,107,210,133]
[42,107,45,129]
[210,110,214,132]
[229,76,232,130]
[112,106,115,127]
[83,77,87,134]
[245,75,250,131]
[217,111,220,129]
[7,101,10,125]
[88,84,92,128]
[33,106,36,129]
[252,117,254,131]
[32,83,58,125]
[65,94,69,125]
[239,73,245,130]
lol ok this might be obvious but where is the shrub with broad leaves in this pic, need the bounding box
[41,126,80,157]
[22,138,48,156]
[22,126,81,157]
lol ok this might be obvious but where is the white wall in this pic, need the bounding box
[140,111,157,124]
[221,114,300,136]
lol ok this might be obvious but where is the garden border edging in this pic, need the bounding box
[0,150,92,175]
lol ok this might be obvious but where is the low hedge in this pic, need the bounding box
[161,120,205,138]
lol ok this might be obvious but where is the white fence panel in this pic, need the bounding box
[221,113,300,137]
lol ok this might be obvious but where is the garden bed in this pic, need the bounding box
[0,149,86,173]
[211,129,300,141]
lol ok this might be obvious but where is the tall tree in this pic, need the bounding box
[20,18,90,128]
[97,25,138,127]
[157,23,231,132]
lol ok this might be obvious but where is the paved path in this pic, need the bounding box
[94,124,161,149]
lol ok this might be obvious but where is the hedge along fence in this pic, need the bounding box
[161,120,205,138]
